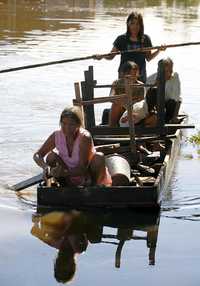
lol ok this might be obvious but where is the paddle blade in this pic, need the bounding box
[10,173,43,192]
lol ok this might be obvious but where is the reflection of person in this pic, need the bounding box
[147,225,159,266]
[33,107,112,186]
[109,61,145,126]
[54,238,76,283]
[95,12,165,82]
[147,57,181,122]
[31,211,88,284]
[54,232,88,283]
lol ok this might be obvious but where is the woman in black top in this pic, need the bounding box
[96,12,165,82]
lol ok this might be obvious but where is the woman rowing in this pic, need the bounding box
[33,107,112,186]
[95,11,165,82]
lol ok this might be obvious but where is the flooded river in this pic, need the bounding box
[0,0,200,285]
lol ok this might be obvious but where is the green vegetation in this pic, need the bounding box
[189,131,200,146]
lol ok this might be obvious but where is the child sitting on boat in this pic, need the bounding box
[109,61,145,126]
[147,57,181,123]
[33,107,112,187]
[119,57,181,126]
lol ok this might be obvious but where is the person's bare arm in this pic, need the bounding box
[109,102,125,127]
[33,133,55,170]
[145,49,160,61]
[94,46,119,60]
[146,45,166,62]
[105,46,119,60]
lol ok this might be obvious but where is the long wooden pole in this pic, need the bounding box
[0,41,200,74]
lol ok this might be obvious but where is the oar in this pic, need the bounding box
[0,41,200,74]
[10,173,43,192]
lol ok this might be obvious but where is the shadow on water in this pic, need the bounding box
[31,209,160,283]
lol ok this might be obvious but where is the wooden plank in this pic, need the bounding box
[74,94,126,105]
[94,83,154,88]
[73,92,143,106]
[10,173,43,192]
[89,124,189,137]
[74,82,85,128]
[165,124,195,129]
[37,186,158,210]
[89,126,160,136]
[81,66,95,128]
[157,60,166,134]
[124,76,137,157]
[94,135,177,144]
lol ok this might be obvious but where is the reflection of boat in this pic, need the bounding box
[83,209,160,267]
[31,209,160,284]
[37,63,193,211]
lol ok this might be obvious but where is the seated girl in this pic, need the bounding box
[109,61,145,127]
[33,107,112,186]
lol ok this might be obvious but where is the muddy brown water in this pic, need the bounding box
[0,1,200,285]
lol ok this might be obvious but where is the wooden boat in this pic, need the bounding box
[37,63,194,212]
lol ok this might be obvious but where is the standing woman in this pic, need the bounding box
[96,12,165,82]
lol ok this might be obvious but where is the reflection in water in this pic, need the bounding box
[1,0,200,48]
[0,0,96,48]
[103,0,200,8]
[31,210,87,283]
[31,210,160,283]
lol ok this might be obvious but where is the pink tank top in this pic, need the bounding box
[55,127,95,169]
[54,128,112,186]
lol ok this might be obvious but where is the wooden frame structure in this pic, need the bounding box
[74,63,166,140]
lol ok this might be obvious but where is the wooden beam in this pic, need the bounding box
[10,173,43,192]
[157,60,166,134]
[73,92,143,106]
[165,124,195,129]
[94,83,154,88]
[81,66,96,129]
[74,82,85,128]
[73,94,125,105]
[124,76,137,157]
[89,126,160,136]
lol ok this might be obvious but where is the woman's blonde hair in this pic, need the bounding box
[60,106,83,126]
